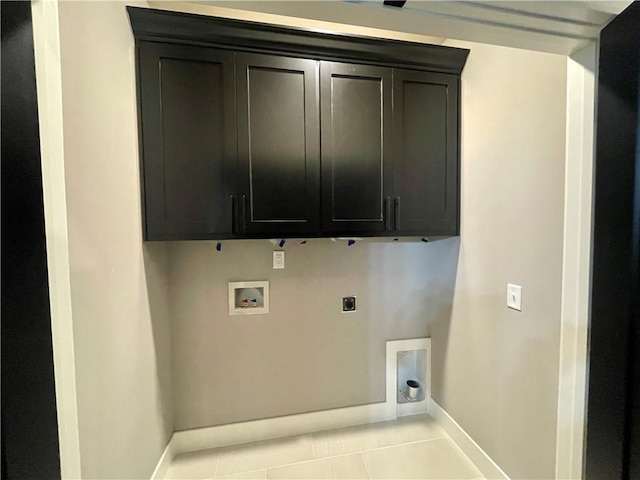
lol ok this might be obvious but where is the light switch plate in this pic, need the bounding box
[507,283,522,311]
[273,251,285,269]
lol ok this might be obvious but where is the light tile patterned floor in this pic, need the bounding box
[165,414,486,480]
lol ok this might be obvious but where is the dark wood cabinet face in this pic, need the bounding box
[138,42,237,240]
[131,13,466,241]
[392,69,459,235]
[320,62,392,234]
[236,54,320,235]
[136,41,461,240]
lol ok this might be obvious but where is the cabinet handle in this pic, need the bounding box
[241,194,247,234]
[230,195,236,234]
[384,196,391,231]
[394,197,400,231]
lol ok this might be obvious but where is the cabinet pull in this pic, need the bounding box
[230,195,236,234]
[384,196,391,230]
[241,194,247,234]
[394,197,400,231]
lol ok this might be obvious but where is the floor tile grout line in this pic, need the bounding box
[374,434,447,452]
[212,454,219,479]
[315,433,448,459]
[309,433,317,459]
[319,435,449,463]
[359,452,373,480]
[211,435,449,478]
[213,467,266,480]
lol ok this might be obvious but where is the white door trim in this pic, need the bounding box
[555,41,598,480]
[31,1,82,478]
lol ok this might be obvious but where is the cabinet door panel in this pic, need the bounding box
[392,69,459,235]
[321,62,392,234]
[237,54,320,236]
[138,42,236,240]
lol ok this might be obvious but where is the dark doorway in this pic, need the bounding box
[1,1,62,478]
[585,1,640,479]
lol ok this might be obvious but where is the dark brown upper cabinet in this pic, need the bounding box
[392,69,459,236]
[137,42,237,241]
[320,65,459,237]
[320,62,392,235]
[129,7,469,241]
[236,54,320,236]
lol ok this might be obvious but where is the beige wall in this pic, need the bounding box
[57,2,173,478]
[433,40,567,479]
[170,239,458,430]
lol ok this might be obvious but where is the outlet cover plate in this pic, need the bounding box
[273,251,285,269]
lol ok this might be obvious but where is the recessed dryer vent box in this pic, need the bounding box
[228,281,269,315]
[397,349,427,404]
[386,338,431,418]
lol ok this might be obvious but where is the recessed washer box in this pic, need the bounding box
[228,281,269,315]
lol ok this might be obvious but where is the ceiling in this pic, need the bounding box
[172,0,633,54]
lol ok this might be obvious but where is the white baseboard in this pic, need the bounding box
[152,401,394,478]
[152,397,509,480]
[429,399,509,480]
[150,439,175,480]
[172,402,392,454]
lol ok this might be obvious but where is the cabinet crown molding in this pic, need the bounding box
[127,6,469,74]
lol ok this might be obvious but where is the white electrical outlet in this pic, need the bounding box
[273,251,285,269]
[507,283,522,311]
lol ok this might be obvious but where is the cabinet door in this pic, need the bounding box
[236,54,320,236]
[320,62,393,234]
[392,69,459,235]
[138,42,237,240]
